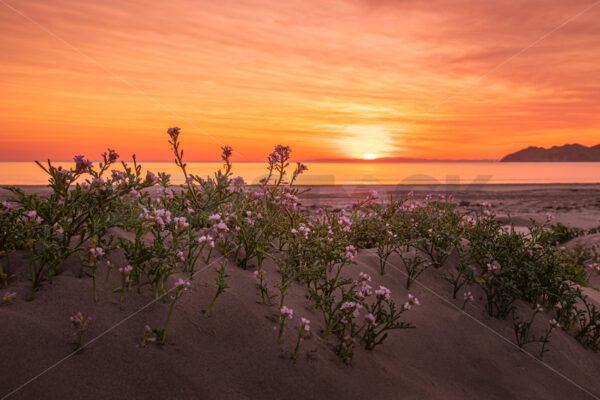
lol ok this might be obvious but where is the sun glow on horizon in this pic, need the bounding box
[329,125,398,160]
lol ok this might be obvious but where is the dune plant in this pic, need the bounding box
[115,265,134,303]
[5,152,156,298]
[511,305,558,357]
[361,290,418,351]
[461,291,474,310]
[574,295,600,351]
[0,201,22,287]
[203,261,230,317]
[254,268,275,304]
[82,246,105,302]
[70,311,92,350]
[442,243,474,299]
[412,196,463,269]
[139,325,157,348]
[278,305,294,343]
[159,278,191,344]
[292,317,311,360]
[2,291,16,303]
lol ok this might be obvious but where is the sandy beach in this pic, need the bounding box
[1,184,599,400]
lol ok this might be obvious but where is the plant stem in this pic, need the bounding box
[161,292,179,344]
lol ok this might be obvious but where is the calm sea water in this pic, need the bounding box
[0,161,599,186]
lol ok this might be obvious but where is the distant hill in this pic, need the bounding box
[500,144,600,162]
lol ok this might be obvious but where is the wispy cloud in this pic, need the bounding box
[0,0,599,160]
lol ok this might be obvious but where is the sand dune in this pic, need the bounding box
[1,185,600,399]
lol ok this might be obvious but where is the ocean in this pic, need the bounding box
[0,161,599,186]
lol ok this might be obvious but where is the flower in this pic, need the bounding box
[359,272,372,282]
[549,319,560,328]
[221,145,233,160]
[74,155,93,172]
[301,317,311,331]
[167,127,181,141]
[102,148,119,164]
[295,162,308,174]
[269,145,292,164]
[408,293,420,305]
[365,313,377,326]
[70,311,91,328]
[230,176,245,187]
[175,278,191,291]
[145,171,159,184]
[24,210,42,224]
[536,304,544,313]
[2,291,16,303]
[280,306,294,320]
[375,286,391,300]
[90,247,104,256]
[486,262,500,272]
[404,293,420,310]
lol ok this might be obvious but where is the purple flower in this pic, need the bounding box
[268,145,292,164]
[231,176,246,187]
[74,155,93,172]
[112,170,126,181]
[221,145,233,160]
[102,148,119,164]
[295,162,308,175]
[167,127,181,141]
[145,171,159,184]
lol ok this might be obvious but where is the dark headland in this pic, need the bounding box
[501,144,600,162]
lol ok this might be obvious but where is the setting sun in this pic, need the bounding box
[362,153,378,160]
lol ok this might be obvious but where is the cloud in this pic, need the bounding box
[0,0,599,160]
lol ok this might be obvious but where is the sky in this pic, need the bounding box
[0,0,599,161]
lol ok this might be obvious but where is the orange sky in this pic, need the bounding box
[1,0,599,161]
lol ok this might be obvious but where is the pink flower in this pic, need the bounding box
[408,293,420,306]
[365,313,376,326]
[359,272,371,282]
[301,317,311,331]
[175,278,191,291]
[280,306,294,320]
[375,286,391,300]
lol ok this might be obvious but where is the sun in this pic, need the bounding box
[327,124,397,159]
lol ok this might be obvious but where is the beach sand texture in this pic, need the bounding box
[1,185,599,400]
